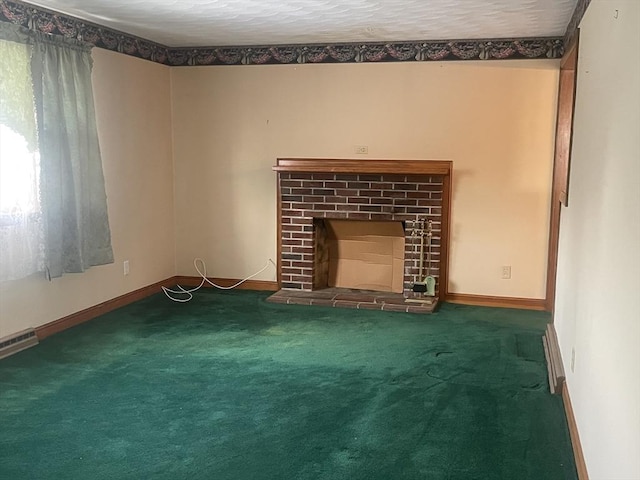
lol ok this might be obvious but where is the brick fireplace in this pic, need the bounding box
[270,158,452,312]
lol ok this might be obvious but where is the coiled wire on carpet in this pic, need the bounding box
[162,258,276,302]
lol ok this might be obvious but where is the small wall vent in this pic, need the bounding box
[542,324,565,395]
[0,328,39,360]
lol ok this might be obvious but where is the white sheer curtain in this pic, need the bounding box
[0,22,113,281]
[0,32,44,281]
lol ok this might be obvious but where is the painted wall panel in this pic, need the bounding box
[0,49,175,337]
[171,60,558,299]
[554,1,640,478]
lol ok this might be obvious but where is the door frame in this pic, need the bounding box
[546,32,580,312]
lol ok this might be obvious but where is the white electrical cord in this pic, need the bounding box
[162,257,276,302]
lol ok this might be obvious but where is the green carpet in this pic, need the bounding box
[0,290,577,479]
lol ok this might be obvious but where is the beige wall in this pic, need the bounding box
[171,60,558,298]
[1,50,560,339]
[554,1,640,478]
[0,48,175,337]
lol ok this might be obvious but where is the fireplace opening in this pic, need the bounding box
[314,219,405,294]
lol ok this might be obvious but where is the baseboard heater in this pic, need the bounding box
[0,328,39,360]
[542,324,565,395]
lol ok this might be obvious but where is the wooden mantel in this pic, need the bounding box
[273,158,452,175]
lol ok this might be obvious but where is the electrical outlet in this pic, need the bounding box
[501,265,511,279]
[354,145,368,154]
[571,347,576,372]
[123,260,130,276]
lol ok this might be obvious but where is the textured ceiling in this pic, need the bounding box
[24,0,578,48]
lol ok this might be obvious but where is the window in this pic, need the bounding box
[0,124,40,220]
[0,22,113,281]
[0,36,44,281]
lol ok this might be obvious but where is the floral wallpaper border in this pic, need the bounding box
[165,39,564,66]
[1,0,170,63]
[1,0,566,66]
